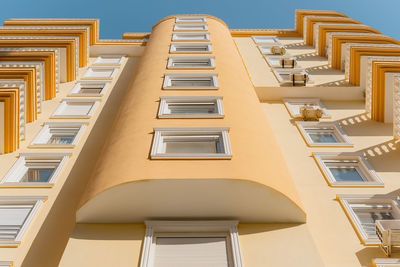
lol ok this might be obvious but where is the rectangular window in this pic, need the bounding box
[272,69,311,86]
[151,128,232,159]
[93,55,125,66]
[170,43,212,53]
[313,153,383,187]
[163,74,218,90]
[69,81,110,96]
[174,24,208,31]
[264,56,297,68]
[30,122,87,148]
[338,195,400,244]
[141,221,242,267]
[373,259,400,267]
[258,45,286,55]
[252,36,280,44]
[167,56,215,69]
[283,98,330,119]
[158,96,223,118]
[82,67,118,79]
[0,196,46,246]
[0,262,12,267]
[175,17,207,23]
[51,99,100,118]
[296,122,352,147]
[172,33,210,41]
[0,153,70,186]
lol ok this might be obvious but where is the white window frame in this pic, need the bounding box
[283,98,330,119]
[167,56,215,69]
[51,99,100,119]
[172,33,210,42]
[81,66,119,80]
[373,259,400,267]
[337,195,400,245]
[30,122,87,148]
[0,153,70,187]
[163,74,218,90]
[296,121,352,147]
[264,56,298,68]
[313,152,383,187]
[174,24,208,31]
[258,44,287,55]
[140,220,242,267]
[170,43,212,54]
[92,55,125,66]
[175,17,207,23]
[0,196,46,246]
[68,81,110,97]
[252,36,280,44]
[0,262,12,267]
[158,96,224,118]
[272,68,312,85]
[151,128,232,159]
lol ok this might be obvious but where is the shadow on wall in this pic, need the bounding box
[356,139,400,172]
[71,223,145,241]
[356,247,386,267]
[337,113,393,136]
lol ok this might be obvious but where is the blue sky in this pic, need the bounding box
[1,0,399,40]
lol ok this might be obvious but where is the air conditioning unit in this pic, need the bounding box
[270,46,286,55]
[299,105,323,121]
[279,58,296,68]
[289,72,309,86]
[376,220,400,256]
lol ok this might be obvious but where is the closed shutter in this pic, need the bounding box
[0,204,33,240]
[154,236,230,267]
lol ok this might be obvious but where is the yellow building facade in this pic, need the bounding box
[0,10,399,267]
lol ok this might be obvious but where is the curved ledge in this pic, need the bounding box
[77,179,306,223]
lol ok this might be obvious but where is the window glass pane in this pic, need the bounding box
[309,132,337,143]
[354,208,394,237]
[170,79,212,87]
[176,47,208,52]
[48,135,75,144]
[168,103,216,114]
[79,87,103,94]
[165,140,218,153]
[329,167,364,182]
[20,168,55,183]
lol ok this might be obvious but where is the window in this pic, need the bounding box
[264,56,297,68]
[170,43,212,53]
[163,74,218,90]
[313,153,383,187]
[338,195,400,244]
[30,122,87,148]
[296,122,352,147]
[1,153,70,186]
[175,17,207,23]
[82,67,118,79]
[140,221,242,267]
[51,99,100,118]
[272,69,311,85]
[283,98,330,119]
[158,96,224,118]
[373,259,400,267]
[0,196,46,246]
[174,24,208,31]
[167,56,215,69]
[0,262,12,267]
[252,36,280,44]
[151,128,232,159]
[69,81,110,96]
[258,45,286,55]
[172,33,210,41]
[93,55,125,66]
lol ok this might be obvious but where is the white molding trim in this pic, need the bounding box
[0,153,71,187]
[272,68,312,85]
[51,98,100,119]
[140,220,242,267]
[169,43,212,54]
[163,73,218,90]
[68,80,110,97]
[30,122,87,148]
[172,33,210,42]
[174,24,208,31]
[296,121,353,147]
[283,98,330,119]
[373,258,400,266]
[264,55,298,68]
[167,56,215,69]
[93,55,125,66]
[0,196,46,246]
[252,36,280,44]
[81,66,119,80]
[151,127,232,159]
[258,44,287,55]
[314,152,384,187]
[158,96,224,118]
[0,261,12,267]
[175,17,207,23]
